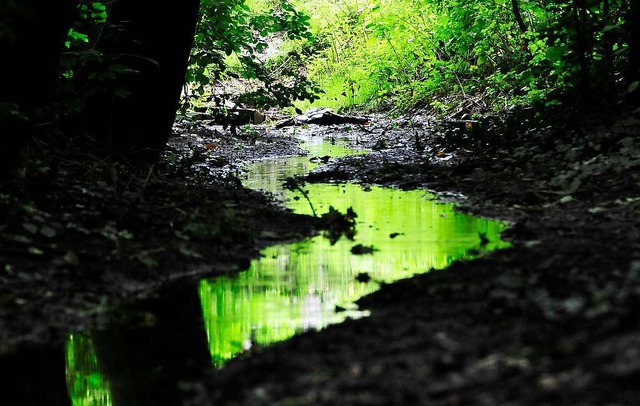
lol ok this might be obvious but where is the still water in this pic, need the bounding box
[200,134,509,367]
[63,134,509,404]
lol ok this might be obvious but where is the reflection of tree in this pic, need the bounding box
[65,285,211,405]
[66,334,113,406]
[1,346,69,405]
[242,139,365,200]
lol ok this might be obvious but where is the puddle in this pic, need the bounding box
[241,132,367,194]
[199,134,509,366]
[4,133,509,405]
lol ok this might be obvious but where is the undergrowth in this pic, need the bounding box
[286,0,632,116]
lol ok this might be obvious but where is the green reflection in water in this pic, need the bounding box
[200,181,510,367]
[241,135,367,197]
[65,333,113,406]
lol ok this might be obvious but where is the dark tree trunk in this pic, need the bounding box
[511,0,528,34]
[90,285,212,405]
[573,0,592,107]
[628,0,640,105]
[0,0,77,179]
[88,0,201,160]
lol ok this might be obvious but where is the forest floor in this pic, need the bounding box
[1,104,640,405]
[202,105,640,405]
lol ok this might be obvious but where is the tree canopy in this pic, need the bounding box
[285,0,638,113]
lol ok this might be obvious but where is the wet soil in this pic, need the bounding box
[0,122,315,355]
[204,107,640,405]
[2,106,640,405]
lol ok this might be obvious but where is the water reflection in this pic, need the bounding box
[200,137,509,367]
[241,134,366,196]
[63,284,212,405]
[60,134,510,394]
[66,334,113,406]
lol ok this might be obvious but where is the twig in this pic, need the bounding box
[284,178,317,217]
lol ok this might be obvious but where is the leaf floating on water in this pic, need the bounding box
[479,232,489,246]
[351,244,375,255]
[320,206,357,243]
[355,272,372,283]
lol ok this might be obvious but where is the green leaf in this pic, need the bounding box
[546,46,564,63]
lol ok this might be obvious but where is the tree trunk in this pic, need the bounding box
[87,0,201,160]
[0,0,77,179]
[511,0,528,34]
[628,0,640,105]
[572,0,593,108]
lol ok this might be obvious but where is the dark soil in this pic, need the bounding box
[2,106,640,405]
[0,122,315,354]
[203,107,640,405]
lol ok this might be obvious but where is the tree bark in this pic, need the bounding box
[87,0,201,160]
[511,0,528,34]
[601,0,612,82]
[628,0,640,105]
[0,0,77,179]
[572,0,592,108]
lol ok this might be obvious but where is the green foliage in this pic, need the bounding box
[185,0,323,112]
[59,1,135,115]
[288,0,633,114]
[56,0,634,121]
[64,2,107,48]
[532,0,629,105]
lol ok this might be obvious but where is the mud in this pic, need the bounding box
[2,107,640,405]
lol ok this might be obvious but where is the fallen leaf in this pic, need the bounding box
[560,195,573,204]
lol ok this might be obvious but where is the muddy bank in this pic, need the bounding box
[2,107,640,405]
[0,123,316,355]
[200,109,640,405]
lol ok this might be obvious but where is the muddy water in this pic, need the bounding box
[199,134,509,366]
[60,134,509,404]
